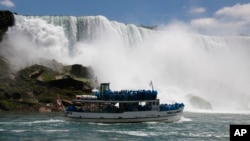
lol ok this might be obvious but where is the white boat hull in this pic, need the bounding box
[65,108,184,123]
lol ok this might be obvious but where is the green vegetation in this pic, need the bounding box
[0,100,41,111]
[0,56,9,79]
[0,57,95,112]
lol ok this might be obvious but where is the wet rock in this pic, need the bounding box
[0,10,15,41]
[187,94,212,110]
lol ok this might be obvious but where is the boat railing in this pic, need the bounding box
[159,103,184,111]
[99,90,158,101]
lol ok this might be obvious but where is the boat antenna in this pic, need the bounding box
[94,76,98,89]
[149,80,154,91]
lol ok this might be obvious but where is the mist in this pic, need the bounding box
[1,15,250,113]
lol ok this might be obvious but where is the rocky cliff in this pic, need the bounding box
[0,62,95,112]
[0,10,15,41]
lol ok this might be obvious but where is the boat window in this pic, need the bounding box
[140,102,146,106]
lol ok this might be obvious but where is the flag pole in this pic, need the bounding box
[94,76,98,89]
[57,94,65,111]
[150,80,154,91]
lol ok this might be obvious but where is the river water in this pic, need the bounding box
[1,112,249,141]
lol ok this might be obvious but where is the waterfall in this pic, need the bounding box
[18,15,154,48]
[1,14,250,113]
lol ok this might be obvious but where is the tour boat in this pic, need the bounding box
[65,83,184,123]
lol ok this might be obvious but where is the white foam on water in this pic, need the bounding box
[186,132,229,138]
[97,130,157,137]
[11,130,27,133]
[30,119,64,124]
[177,116,192,123]
[41,129,69,133]
[87,122,110,126]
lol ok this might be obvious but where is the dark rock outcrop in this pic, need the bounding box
[47,77,91,91]
[70,64,94,79]
[187,94,212,110]
[0,10,15,41]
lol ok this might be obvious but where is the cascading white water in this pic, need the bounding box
[34,15,154,49]
[1,15,250,113]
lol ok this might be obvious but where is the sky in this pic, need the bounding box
[1,0,250,35]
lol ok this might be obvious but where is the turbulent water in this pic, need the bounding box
[0,112,249,141]
[1,15,250,113]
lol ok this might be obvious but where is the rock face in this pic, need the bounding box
[0,62,95,112]
[39,106,52,113]
[187,94,212,110]
[0,10,15,41]
[70,64,94,79]
[0,56,9,79]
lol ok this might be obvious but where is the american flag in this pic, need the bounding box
[57,95,62,107]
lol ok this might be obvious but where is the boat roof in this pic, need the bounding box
[72,99,160,103]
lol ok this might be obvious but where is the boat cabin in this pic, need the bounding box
[68,83,160,113]
[70,99,160,113]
